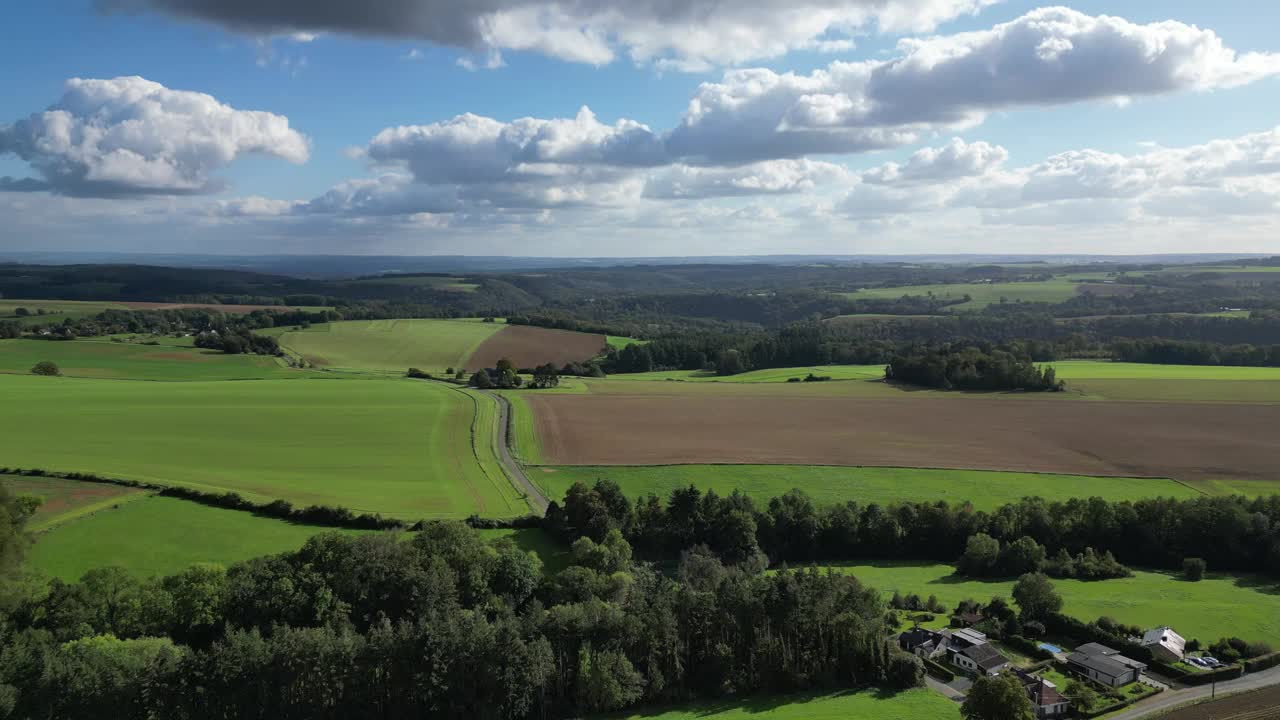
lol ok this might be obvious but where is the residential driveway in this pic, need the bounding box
[926,677,965,702]
[1108,665,1280,720]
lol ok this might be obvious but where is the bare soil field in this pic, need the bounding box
[469,325,607,370]
[1159,685,1280,719]
[527,394,1280,480]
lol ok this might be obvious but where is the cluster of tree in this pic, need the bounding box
[0,523,923,719]
[28,361,61,377]
[1112,339,1280,367]
[470,358,523,389]
[548,481,1280,577]
[531,363,561,389]
[886,346,1063,391]
[957,534,1129,580]
[193,328,281,356]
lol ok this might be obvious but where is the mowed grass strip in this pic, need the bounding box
[0,374,525,519]
[268,319,504,374]
[27,495,370,580]
[2,474,149,531]
[816,562,1280,647]
[534,465,1201,511]
[604,688,957,720]
[0,338,297,381]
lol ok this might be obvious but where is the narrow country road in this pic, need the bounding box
[493,393,549,515]
[1108,665,1280,720]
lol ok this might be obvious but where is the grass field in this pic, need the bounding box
[1054,360,1280,403]
[2,474,148,531]
[532,465,1201,510]
[842,279,1082,309]
[0,374,527,519]
[604,688,957,720]
[611,365,885,384]
[26,495,369,580]
[0,299,127,325]
[821,562,1280,646]
[267,319,504,374]
[0,338,298,381]
[505,394,546,465]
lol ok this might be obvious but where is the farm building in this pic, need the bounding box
[1067,643,1147,687]
[1141,626,1186,663]
[1014,669,1071,719]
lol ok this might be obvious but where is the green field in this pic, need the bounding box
[0,338,298,381]
[842,278,1081,310]
[1054,360,1280,403]
[504,393,547,465]
[2,474,149,531]
[26,495,369,580]
[267,319,504,373]
[533,465,1201,511]
[606,336,645,350]
[0,374,526,519]
[822,562,1280,646]
[605,688,957,720]
[0,299,127,325]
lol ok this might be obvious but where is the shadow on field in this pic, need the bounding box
[614,688,909,718]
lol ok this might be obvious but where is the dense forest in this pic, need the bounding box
[0,484,914,719]
[885,347,1063,392]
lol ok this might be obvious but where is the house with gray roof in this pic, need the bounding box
[1067,643,1146,687]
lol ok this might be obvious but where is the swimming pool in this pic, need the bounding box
[1038,643,1064,654]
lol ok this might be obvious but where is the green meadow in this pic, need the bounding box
[476,527,571,573]
[0,374,526,519]
[0,299,128,325]
[533,465,1200,511]
[1054,360,1280,403]
[267,318,504,373]
[609,365,885,384]
[819,562,1280,646]
[0,338,297,381]
[26,495,369,580]
[842,278,1081,309]
[605,688,957,720]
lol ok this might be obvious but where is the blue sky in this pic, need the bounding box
[1,1,1279,256]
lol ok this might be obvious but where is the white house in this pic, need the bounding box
[1141,626,1186,664]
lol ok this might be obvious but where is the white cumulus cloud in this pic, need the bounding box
[0,76,309,197]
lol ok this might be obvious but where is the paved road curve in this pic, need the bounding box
[1109,665,1280,720]
[493,393,549,514]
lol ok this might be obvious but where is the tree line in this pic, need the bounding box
[1111,338,1280,367]
[548,481,1280,576]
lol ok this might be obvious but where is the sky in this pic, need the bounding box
[0,1,1279,257]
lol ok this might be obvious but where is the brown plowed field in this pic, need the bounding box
[1160,685,1280,719]
[468,325,607,370]
[527,394,1280,480]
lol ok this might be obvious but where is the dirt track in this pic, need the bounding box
[528,394,1280,480]
[468,326,607,370]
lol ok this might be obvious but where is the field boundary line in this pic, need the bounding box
[520,461,1184,483]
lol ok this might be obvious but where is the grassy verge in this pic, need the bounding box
[534,465,1201,511]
